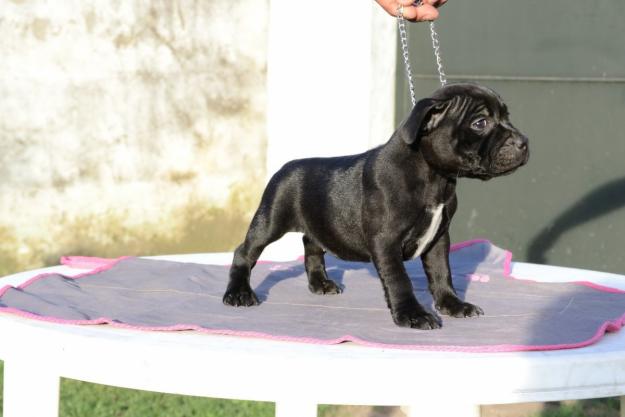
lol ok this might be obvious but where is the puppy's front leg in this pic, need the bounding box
[422,232,484,318]
[371,245,441,330]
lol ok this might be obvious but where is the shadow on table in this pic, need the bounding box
[252,247,486,309]
[253,262,349,303]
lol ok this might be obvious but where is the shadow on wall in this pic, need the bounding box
[527,177,625,265]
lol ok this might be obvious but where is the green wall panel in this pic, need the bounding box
[402,0,625,79]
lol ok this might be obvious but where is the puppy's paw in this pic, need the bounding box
[222,287,260,307]
[436,295,483,318]
[308,279,343,295]
[392,309,442,330]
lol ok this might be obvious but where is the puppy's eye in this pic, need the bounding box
[471,118,488,131]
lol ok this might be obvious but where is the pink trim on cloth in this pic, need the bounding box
[1,239,625,353]
[1,256,131,297]
[60,255,125,269]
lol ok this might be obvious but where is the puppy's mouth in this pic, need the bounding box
[493,153,529,175]
[463,146,529,181]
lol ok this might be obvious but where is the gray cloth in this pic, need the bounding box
[1,241,624,351]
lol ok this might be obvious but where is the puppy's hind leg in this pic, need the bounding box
[303,235,342,295]
[223,212,286,307]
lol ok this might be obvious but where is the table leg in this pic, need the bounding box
[403,402,481,417]
[3,358,60,417]
[275,399,317,417]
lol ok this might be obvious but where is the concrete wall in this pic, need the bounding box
[0,0,269,275]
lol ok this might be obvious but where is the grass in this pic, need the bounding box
[59,380,276,417]
[0,360,620,417]
[533,398,620,417]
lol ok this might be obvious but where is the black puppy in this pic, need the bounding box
[223,83,529,329]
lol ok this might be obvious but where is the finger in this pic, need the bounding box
[401,4,440,21]
[377,0,409,16]
[398,0,447,7]
[421,0,446,6]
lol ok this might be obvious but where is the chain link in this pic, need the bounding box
[397,2,447,107]
[397,8,417,107]
[429,21,447,86]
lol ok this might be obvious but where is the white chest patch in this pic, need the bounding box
[412,204,445,259]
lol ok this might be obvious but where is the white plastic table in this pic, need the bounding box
[2,235,625,417]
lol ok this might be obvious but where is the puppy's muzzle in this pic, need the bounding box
[506,135,528,152]
[492,134,529,174]
[506,134,529,162]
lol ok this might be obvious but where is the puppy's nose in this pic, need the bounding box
[507,135,528,151]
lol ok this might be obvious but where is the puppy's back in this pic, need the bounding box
[259,152,371,256]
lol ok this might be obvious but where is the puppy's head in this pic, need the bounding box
[398,83,529,180]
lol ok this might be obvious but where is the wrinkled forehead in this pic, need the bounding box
[431,83,508,119]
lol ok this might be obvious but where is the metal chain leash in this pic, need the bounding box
[429,21,447,86]
[397,1,447,107]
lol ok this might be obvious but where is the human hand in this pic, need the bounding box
[375,0,447,22]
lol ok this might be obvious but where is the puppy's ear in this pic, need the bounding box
[398,97,455,145]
